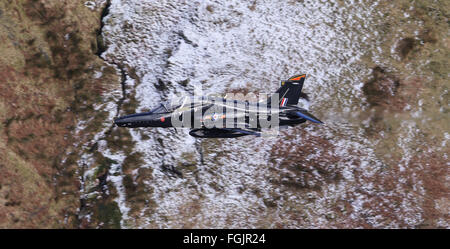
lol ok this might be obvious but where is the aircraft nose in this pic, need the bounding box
[114,117,128,127]
[114,112,166,128]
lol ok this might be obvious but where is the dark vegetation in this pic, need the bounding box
[0,0,118,228]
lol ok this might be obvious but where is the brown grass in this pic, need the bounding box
[270,129,342,191]
[0,0,115,228]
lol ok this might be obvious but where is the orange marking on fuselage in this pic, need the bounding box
[289,75,305,81]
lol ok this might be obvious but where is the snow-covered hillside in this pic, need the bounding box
[76,0,449,228]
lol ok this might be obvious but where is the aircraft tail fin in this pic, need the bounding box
[269,74,306,107]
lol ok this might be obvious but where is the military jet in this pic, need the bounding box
[114,74,322,138]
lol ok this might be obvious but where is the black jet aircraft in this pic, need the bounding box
[114,74,322,138]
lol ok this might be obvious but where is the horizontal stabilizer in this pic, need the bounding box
[293,109,323,124]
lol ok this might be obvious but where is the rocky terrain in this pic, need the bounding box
[0,0,448,228]
[0,0,118,228]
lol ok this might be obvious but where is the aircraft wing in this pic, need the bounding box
[189,127,261,138]
[222,128,261,137]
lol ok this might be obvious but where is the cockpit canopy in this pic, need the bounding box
[149,96,192,114]
[149,95,231,114]
[149,102,178,114]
